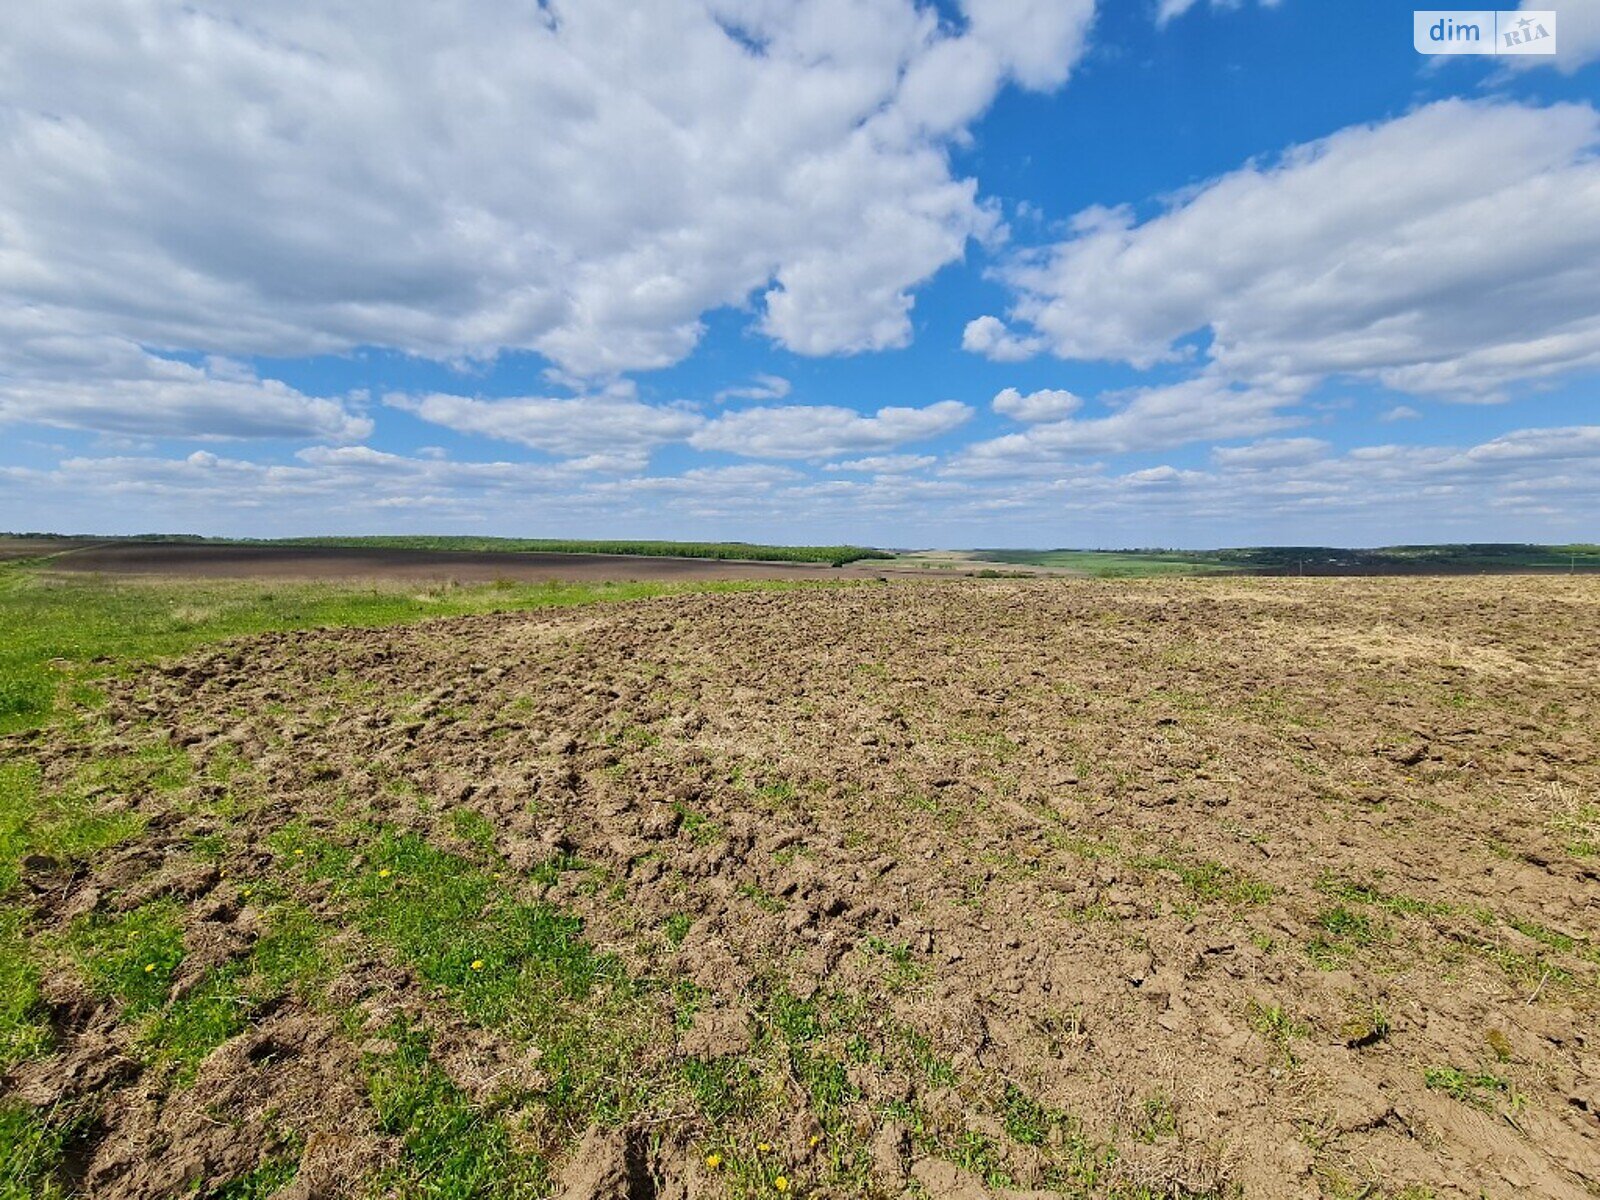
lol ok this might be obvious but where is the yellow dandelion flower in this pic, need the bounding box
[808,1135,820,1147]
[379,868,392,878]
[143,963,156,973]
[294,848,305,857]
[241,887,253,898]
[704,1153,723,1170]
[757,1142,771,1153]
[773,1176,789,1192]
[470,959,484,970]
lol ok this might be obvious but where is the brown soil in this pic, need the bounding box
[5,577,1599,1199]
[0,537,87,562]
[28,541,913,582]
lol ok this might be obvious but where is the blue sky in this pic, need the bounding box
[1,0,1597,548]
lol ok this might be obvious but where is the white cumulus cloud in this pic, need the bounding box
[968,100,1600,402]
[1211,437,1331,469]
[385,388,703,467]
[0,0,1095,389]
[714,374,793,404]
[992,387,1082,422]
[691,401,972,460]
[824,454,937,473]
[948,375,1303,476]
[0,335,370,442]
[1155,0,1281,27]
[1514,0,1600,71]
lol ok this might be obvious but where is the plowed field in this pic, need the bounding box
[4,578,1598,1199]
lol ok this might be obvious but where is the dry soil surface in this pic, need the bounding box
[5,577,1599,1199]
[24,541,1000,582]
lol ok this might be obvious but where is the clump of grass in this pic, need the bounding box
[211,1156,300,1200]
[764,988,861,1126]
[861,936,926,990]
[447,809,498,859]
[681,1056,765,1125]
[0,1099,94,1200]
[1338,1002,1390,1048]
[736,882,784,914]
[1130,852,1273,907]
[139,961,253,1084]
[0,757,149,893]
[1449,922,1577,995]
[999,1083,1056,1146]
[670,980,705,1032]
[1315,875,1450,919]
[1307,905,1380,968]
[1135,1094,1179,1143]
[0,907,51,1069]
[1506,915,1581,955]
[69,900,186,1015]
[1422,1065,1515,1112]
[671,801,721,847]
[1249,1001,1309,1065]
[365,1020,548,1197]
[893,1025,959,1089]
[525,849,585,890]
[949,1128,1013,1186]
[1546,783,1599,858]
[662,913,693,947]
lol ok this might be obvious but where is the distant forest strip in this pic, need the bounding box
[0,532,894,568]
[971,543,1600,576]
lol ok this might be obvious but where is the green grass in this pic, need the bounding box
[1315,875,1451,919]
[0,1100,91,1200]
[1129,854,1274,907]
[134,902,339,1086]
[999,1082,1056,1146]
[211,1158,300,1200]
[671,801,721,847]
[1307,905,1381,967]
[0,757,152,893]
[1422,1065,1514,1111]
[250,905,339,996]
[0,908,50,1070]
[365,1021,547,1198]
[337,831,615,1020]
[1,532,892,568]
[0,564,808,732]
[1555,807,1599,858]
[69,900,187,1015]
[271,825,659,1139]
[138,960,253,1082]
[1249,1001,1309,1066]
[448,809,499,859]
[970,550,1245,577]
